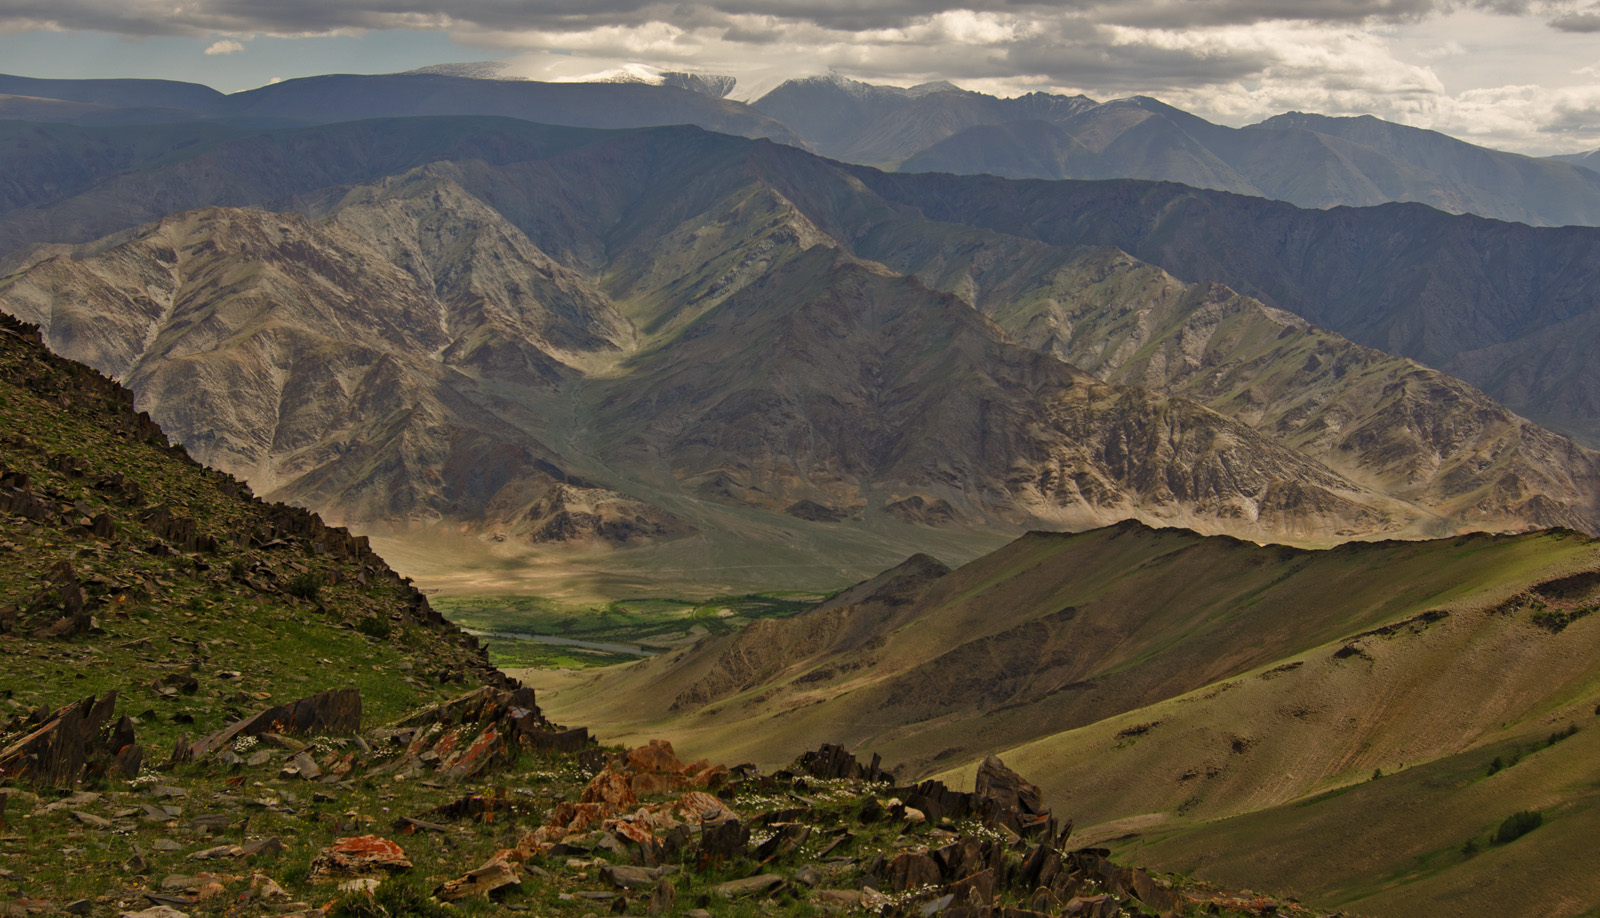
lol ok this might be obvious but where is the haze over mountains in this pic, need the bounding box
[756,75,1600,228]
[6,68,1600,228]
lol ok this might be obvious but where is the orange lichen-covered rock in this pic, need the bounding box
[309,835,412,878]
[629,771,692,799]
[675,791,737,824]
[626,740,684,774]
[582,769,640,809]
[608,819,658,847]
[692,763,730,789]
[541,801,611,837]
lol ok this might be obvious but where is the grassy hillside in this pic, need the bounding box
[0,314,506,747]
[539,520,1600,917]
[0,309,1331,918]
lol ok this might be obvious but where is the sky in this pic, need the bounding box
[0,1,1596,155]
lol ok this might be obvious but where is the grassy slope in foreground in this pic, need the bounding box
[0,313,507,901]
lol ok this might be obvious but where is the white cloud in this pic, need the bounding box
[1,0,1597,152]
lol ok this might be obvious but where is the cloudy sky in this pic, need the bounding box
[1,0,1597,154]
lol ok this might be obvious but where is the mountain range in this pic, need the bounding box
[5,69,1600,229]
[5,118,1600,571]
[6,65,1600,918]
[755,75,1600,227]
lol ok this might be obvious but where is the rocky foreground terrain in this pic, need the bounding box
[0,312,1349,916]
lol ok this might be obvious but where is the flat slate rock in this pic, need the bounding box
[712,874,783,898]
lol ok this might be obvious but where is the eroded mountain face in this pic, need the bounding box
[4,120,1600,555]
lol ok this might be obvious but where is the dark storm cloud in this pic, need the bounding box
[1549,9,1600,29]
[988,25,1278,88]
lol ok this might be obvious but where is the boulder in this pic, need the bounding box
[974,755,1046,819]
[0,692,141,786]
[308,836,411,878]
[887,852,943,892]
[648,876,676,916]
[375,686,591,782]
[698,819,750,862]
[712,874,784,898]
[26,560,93,639]
[190,688,361,758]
[795,743,884,782]
[599,864,672,890]
[435,851,521,901]
[626,740,685,774]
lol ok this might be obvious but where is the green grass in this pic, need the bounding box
[437,591,828,651]
[485,641,640,670]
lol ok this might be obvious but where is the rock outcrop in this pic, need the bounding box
[0,692,141,786]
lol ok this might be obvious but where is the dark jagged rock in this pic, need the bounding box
[0,692,141,786]
[373,686,593,783]
[424,790,513,824]
[794,743,886,782]
[189,687,361,758]
[25,559,93,639]
[712,873,784,898]
[139,506,217,554]
[887,851,944,892]
[753,822,810,860]
[974,754,1047,823]
[871,753,1064,840]
[697,817,750,863]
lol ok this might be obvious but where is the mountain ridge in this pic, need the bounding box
[6,119,1600,561]
[754,76,1600,226]
[537,519,1600,917]
[6,68,1600,227]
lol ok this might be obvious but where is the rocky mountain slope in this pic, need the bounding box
[5,118,1600,562]
[540,520,1600,917]
[9,120,1600,553]
[0,308,508,727]
[11,113,1600,451]
[0,200,681,546]
[754,76,1600,227]
[851,166,1600,445]
[591,245,1409,538]
[880,242,1600,534]
[0,309,1343,917]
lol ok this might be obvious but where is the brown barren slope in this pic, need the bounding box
[540,522,1600,917]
